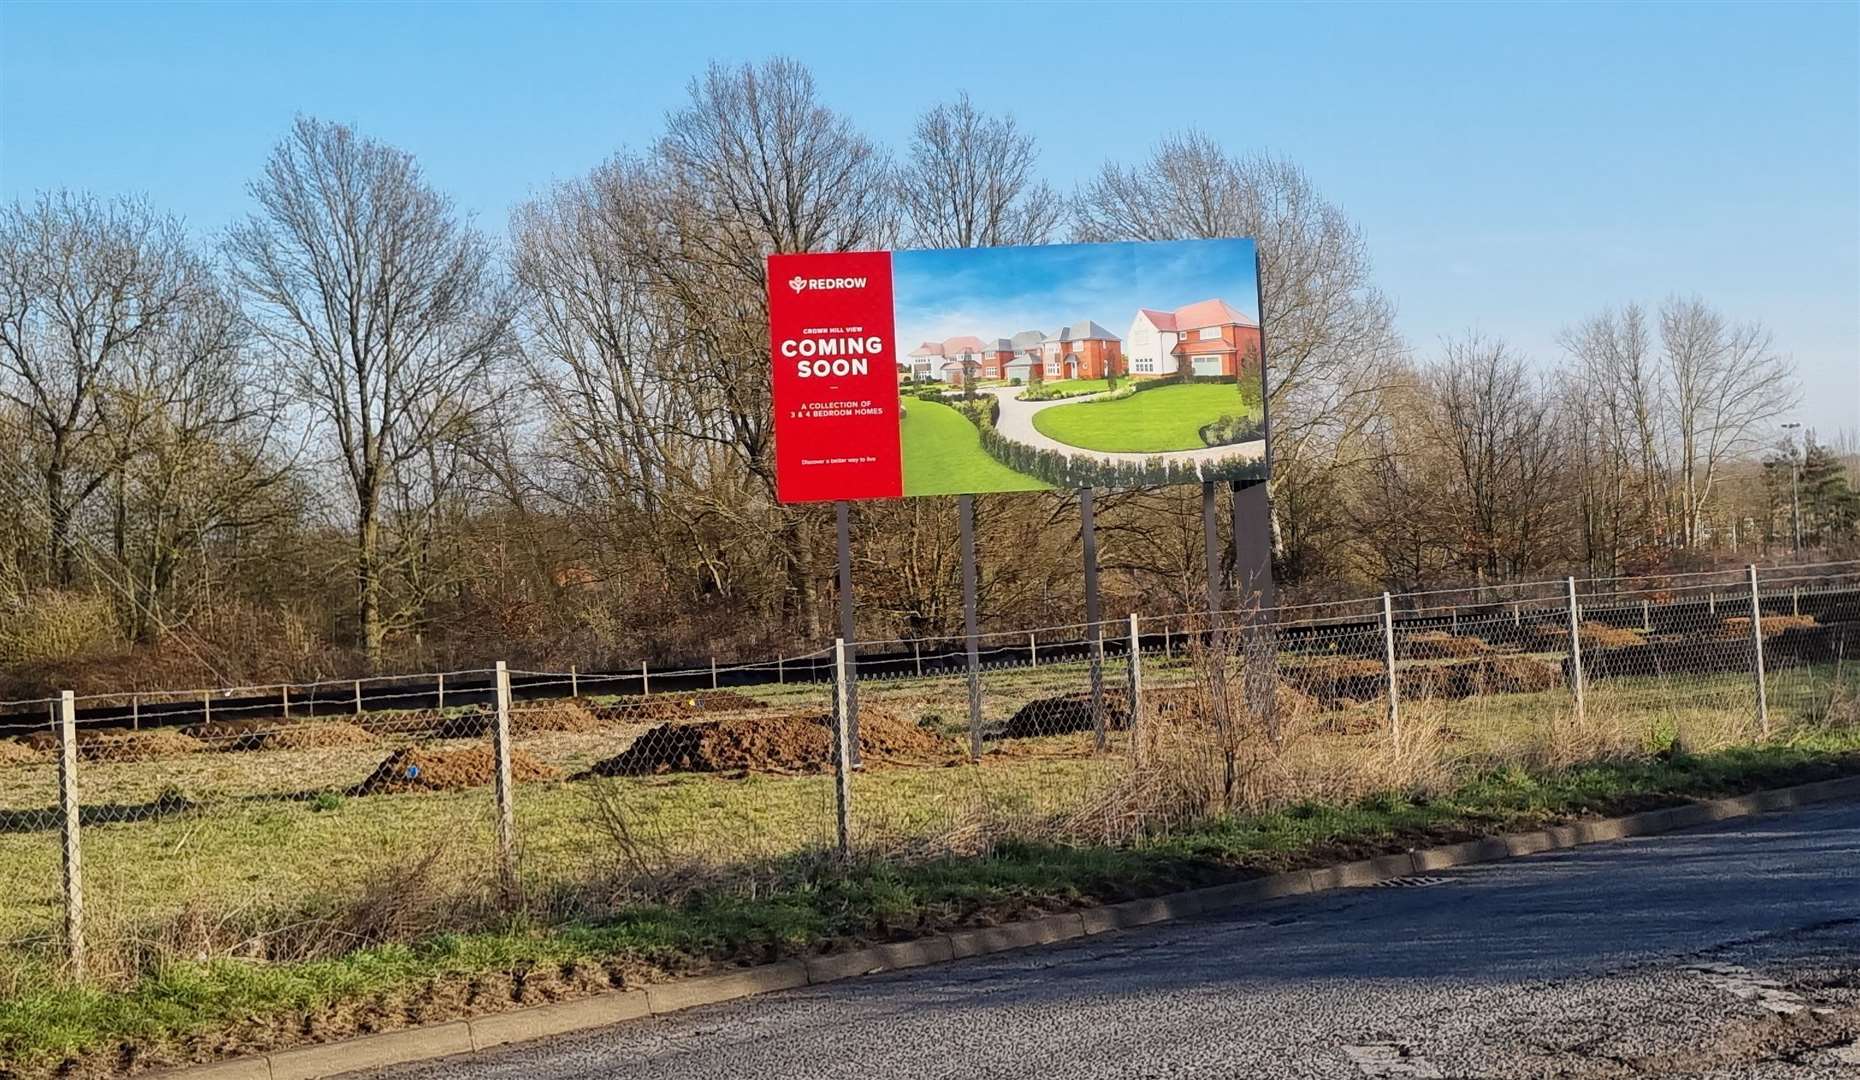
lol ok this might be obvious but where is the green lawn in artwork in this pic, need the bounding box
[1021,378,1112,398]
[1032,382,1260,453]
[900,398,1050,496]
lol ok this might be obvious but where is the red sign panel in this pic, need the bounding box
[767,251,901,503]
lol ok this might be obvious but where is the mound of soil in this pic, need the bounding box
[1401,656,1563,699]
[243,722,378,752]
[1722,614,1818,640]
[51,728,208,762]
[1282,658,1389,707]
[582,707,943,777]
[360,708,491,739]
[512,700,605,734]
[350,745,558,795]
[1400,631,1494,659]
[1535,621,1646,650]
[0,738,42,766]
[1000,693,1132,739]
[1142,683,1322,727]
[587,691,771,725]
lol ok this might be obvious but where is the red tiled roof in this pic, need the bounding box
[909,342,945,357]
[1137,308,1178,331]
[1173,299,1255,330]
[942,335,986,352]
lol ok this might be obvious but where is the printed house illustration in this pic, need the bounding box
[908,335,1014,384]
[1001,330,1045,383]
[1126,299,1261,378]
[1035,320,1123,380]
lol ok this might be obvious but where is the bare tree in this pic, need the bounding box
[1425,332,1566,582]
[1559,303,1665,570]
[641,58,894,633]
[897,93,1061,249]
[103,274,294,640]
[0,192,209,586]
[1073,134,1404,559]
[226,116,514,664]
[1660,295,1796,548]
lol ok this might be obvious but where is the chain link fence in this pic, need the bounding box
[1,561,1856,989]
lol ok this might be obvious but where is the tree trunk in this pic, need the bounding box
[46,459,73,587]
[357,492,384,667]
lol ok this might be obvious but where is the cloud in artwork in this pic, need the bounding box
[891,239,1259,360]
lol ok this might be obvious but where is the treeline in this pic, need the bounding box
[1,58,1853,694]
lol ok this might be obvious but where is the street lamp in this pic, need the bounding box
[1782,422,1802,553]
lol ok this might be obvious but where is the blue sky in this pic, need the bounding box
[894,240,1259,355]
[2,1,1855,433]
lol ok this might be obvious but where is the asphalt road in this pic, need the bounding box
[371,801,1860,1079]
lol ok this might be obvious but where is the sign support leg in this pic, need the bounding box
[1081,487,1106,749]
[836,501,860,767]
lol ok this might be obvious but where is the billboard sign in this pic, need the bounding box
[768,238,1266,504]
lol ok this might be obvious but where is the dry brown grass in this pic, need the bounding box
[0,738,42,766]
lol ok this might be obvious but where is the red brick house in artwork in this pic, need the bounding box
[914,334,1016,385]
[1036,320,1123,381]
[1126,299,1261,379]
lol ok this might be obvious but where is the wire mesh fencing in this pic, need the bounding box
[1,560,1857,987]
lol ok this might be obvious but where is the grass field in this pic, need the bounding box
[1032,383,1259,453]
[900,397,1048,495]
[0,645,1855,1076]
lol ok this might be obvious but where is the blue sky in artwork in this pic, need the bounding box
[893,239,1259,353]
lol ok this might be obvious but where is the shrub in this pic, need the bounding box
[1200,414,1265,447]
[0,589,121,664]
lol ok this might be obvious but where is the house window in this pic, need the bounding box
[1199,327,1221,341]
[1134,356,1153,374]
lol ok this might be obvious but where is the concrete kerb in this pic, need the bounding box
[149,774,1860,1080]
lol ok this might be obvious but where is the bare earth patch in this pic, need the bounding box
[349,745,558,794]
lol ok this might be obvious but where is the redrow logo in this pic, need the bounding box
[788,276,867,293]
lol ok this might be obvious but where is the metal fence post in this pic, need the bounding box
[1126,614,1143,753]
[832,639,853,859]
[640,660,650,696]
[710,656,718,690]
[1748,565,1769,737]
[1381,593,1399,740]
[56,690,84,981]
[570,664,578,698]
[1029,633,1038,668]
[281,684,290,721]
[1792,586,1800,617]
[130,693,138,731]
[1642,599,1651,632]
[353,678,363,716]
[776,655,784,685]
[436,672,445,713]
[202,689,211,726]
[491,662,518,904]
[1566,576,1586,722]
[914,641,923,678]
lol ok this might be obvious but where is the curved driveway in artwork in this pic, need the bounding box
[979,385,1264,470]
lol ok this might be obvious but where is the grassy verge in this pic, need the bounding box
[5,729,1859,1077]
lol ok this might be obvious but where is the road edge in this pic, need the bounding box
[149,774,1860,1080]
